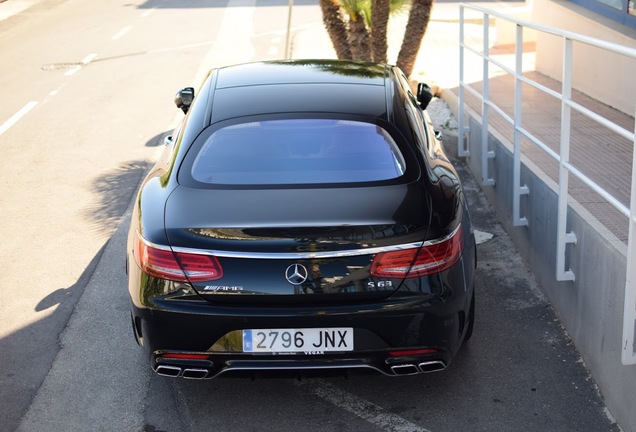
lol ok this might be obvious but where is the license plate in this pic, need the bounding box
[243,328,353,353]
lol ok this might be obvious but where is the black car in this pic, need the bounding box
[127,60,476,379]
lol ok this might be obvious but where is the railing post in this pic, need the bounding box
[513,24,529,227]
[622,107,636,365]
[458,6,470,157]
[556,37,577,282]
[481,12,495,186]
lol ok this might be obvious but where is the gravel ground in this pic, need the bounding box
[427,97,458,131]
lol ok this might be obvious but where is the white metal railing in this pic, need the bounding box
[457,3,636,365]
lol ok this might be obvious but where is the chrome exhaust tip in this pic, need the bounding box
[417,361,446,373]
[391,364,420,375]
[182,368,210,379]
[155,365,182,377]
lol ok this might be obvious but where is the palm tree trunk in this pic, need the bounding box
[319,0,352,59]
[396,0,433,77]
[348,15,372,61]
[371,0,390,63]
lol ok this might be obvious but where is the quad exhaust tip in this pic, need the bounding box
[155,365,181,377]
[391,361,446,375]
[155,365,211,379]
[391,364,420,375]
[418,361,446,373]
[182,368,210,379]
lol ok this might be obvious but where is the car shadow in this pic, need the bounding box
[3,141,162,428]
[0,246,106,432]
[81,160,150,236]
[82,128,172,236]
[145,130,171,147]
[6,208,153,430]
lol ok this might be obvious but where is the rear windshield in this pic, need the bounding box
[190,119,406,185]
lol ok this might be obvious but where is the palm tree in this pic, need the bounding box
[319,0,352,60]
[371,0,390,64]
[318,0,433,77]
[396,0,434,77]
[338,0,372,61]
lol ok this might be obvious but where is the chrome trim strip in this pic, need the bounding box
[215,363,387,377]
[423,223,462,247]
[138,224,461,260]
[170,242,424,259]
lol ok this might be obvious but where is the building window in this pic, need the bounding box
[597,0,622,9]
[570,0,636,28]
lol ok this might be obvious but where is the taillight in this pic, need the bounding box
[370,225,463,278]
[133,232,223,282]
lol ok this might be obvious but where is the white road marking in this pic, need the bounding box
[64,65,81,76]
[81,53,97,64]
[62,54,96,77]
[45,84,67,101]
[297,379,432,432]
[112,26,132,40]
[0,101,38,137]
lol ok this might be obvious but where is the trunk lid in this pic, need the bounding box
[164,184,432,303]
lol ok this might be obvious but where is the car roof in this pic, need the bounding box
[207,60,393,124]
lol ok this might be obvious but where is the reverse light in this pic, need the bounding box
[370,225,463,278]
[133,232,223,282]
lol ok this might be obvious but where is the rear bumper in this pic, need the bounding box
[152,353,450,379]
[131,290,472,379]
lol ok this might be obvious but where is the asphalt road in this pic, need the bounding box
[0,0,622,431]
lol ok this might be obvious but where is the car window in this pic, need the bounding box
[190,119,407,185]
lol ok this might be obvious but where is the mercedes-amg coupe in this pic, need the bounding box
[126,60,476,379]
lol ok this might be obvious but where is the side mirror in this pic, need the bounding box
[416,83,434,110]
[175,87,195,114]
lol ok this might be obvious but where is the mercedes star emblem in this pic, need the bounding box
[285,264,308,285]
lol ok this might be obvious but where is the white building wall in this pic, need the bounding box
[532,0,636,115]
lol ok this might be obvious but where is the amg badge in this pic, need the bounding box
[203,285,244,292]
